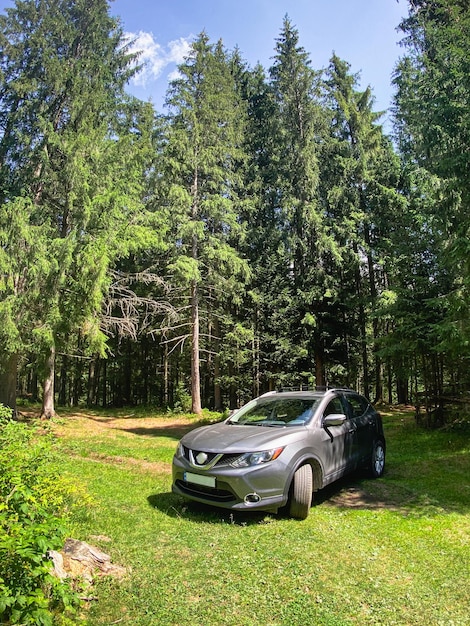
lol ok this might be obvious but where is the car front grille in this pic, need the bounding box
[182,445,242,468]
[214,454,241,467]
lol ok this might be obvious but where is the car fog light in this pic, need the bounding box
[244,493,261,504]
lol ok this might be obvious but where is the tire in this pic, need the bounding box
[288,464,313,520]
[370,439,385,478]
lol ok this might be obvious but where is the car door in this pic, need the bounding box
[342,392,375,465]
[320,395,356,483]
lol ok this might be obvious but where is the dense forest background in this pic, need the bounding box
[1,0,469,418]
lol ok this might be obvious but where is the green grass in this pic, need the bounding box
[53,407,470,626]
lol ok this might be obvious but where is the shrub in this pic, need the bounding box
[0,405,84,625]
[172,383,192,413]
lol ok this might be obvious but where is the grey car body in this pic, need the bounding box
[172,388,386,519]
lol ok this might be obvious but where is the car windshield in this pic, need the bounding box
[227,397,321,427]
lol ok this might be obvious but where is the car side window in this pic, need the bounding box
[345,394,368,418]
[323,397,344,417]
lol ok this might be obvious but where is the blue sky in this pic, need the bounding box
[113,0,409,126]
[0,0,409,126]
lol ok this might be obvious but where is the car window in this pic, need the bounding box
[345,394,368,418]
[228,397,321,426]
[323,397,344,417]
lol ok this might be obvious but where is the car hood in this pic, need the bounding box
[181,422,306,453]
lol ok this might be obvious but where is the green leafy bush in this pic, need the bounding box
[0,405,85,625]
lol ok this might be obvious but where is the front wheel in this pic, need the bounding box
[288,464,313,520]
[370,440,385,478]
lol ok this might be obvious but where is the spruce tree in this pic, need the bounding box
[0,0,154,414]
[157,33,249,414]
[260,16,329,388]
[394,0,470,381]
[323,54,403,398]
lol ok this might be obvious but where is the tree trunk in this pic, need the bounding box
[387,358,393,404]
[364,222,383,404]
[214,355,222,411]
[189,163,202,415]
[87,358,97,406]
[72,358,83,407]
[141,340,149,404]
[41,345,56,418]
[122,340,132,405]
[228,362,237,410]
[101,359,107,408]
[353,241,370,398]
[190,280,202,415]
[163,341,169,407]
[314,344,325,388]
[28,369,39,402]
[396,357,409,404]
[0,352,18,414]
[213,316,222,411]
[253,307,260,399]
[58,355,67,406]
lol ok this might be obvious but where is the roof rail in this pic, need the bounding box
[277,385,331,393]
[276,385,357,393]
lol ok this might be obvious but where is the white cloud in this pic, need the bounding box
[125,31,193,87]
[167,68,182,82]
[167,38,192,64]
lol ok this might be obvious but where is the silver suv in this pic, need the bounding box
[172,388,385,519]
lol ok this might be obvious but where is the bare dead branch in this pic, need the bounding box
[101,267,177,339]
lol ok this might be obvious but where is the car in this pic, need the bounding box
[171,388,386,519]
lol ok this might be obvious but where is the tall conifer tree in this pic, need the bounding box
[394,0,470,377]
[158,33,249,414]
[264,16,330,387]
[324,54,403,398]
[0,0,154,414]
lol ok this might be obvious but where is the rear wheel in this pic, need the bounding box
[288,464,313,520]
[370,439,385,478]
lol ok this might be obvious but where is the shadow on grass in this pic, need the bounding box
[147,492,270,525]
[316,468,470,516]
[146,472,405,525]
[117,425,196,439]
[116,417,219,439]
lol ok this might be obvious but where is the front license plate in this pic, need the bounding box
[184,472,216,488]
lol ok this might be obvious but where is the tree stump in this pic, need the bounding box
[49,538,126,584]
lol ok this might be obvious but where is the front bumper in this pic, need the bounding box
[171,456,289,513]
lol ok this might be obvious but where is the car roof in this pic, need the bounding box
[259,387,357,399]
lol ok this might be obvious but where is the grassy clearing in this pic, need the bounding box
[47,406,469,625]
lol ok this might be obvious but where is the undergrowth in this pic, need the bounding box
[0,404,90,625]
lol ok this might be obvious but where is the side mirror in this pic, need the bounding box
[323,413,347,427]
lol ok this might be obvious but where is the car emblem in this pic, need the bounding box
[196,452,208,465]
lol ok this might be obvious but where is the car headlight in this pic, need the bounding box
[176,442,185,457]
[230,447,284,468]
